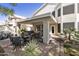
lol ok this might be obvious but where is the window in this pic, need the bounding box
[78,3,79,13]
[63,4,74,15]
[58,24,61,33]
[58,8,61,17]
[63,22,74,30]
[52,11,55,17]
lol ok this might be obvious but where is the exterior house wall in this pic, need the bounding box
[63,14,75,23]
[56,14,75,23]
[56,4,75,23]
[55,3,76,33]
[6,16,26,35]
[77,14,79,22]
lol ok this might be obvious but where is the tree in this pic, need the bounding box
[0,3,16,16]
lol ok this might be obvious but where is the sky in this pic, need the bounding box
[0,3,43,22]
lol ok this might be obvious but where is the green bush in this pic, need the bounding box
[64,44,71,48]
[73,31,79,40]
[64,47,79,56]
[18,28,27,35]
[64,41,79,56]
[23,40,42,56]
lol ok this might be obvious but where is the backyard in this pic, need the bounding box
[0,28,79,56]
[0,37,64,56]
[0,30,64,56]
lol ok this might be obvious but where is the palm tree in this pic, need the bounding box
[0,3,16,16]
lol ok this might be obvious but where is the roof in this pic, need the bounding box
[14,14,27,19]
[32,3,47,16]
[18,12,57,24]
[9,14,27,19]
[31,12,51,20]
[18,12,50,23]
[32,3,57,17]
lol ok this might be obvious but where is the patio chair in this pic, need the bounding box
[10,35,23,51]
[21,31,34,45]
[33,32,43,43]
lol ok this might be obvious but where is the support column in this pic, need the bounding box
[75,3,78,31]
[60,4,63,33]
[12,19,17,35]
[55,6,58,34]
[16,25,19,36]
[43,21,49,44]
[54,24,58,35]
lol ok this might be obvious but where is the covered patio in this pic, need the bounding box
[18,13,58,44]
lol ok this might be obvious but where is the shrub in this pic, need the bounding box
[18,28,27,35]
[64,47,79,56]
[23,40,42,56]
[64,44,71,48]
